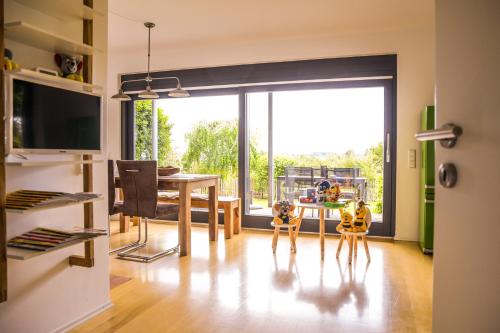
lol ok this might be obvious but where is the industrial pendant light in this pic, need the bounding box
[112,22,190,101]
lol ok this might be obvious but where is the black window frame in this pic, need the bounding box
[120,55,397,237]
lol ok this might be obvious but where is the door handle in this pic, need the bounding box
[415,123,462,148]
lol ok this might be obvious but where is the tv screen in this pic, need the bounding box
[11,78,101,153]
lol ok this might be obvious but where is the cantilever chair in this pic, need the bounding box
[108,160,135,254]
[115,160,179,262]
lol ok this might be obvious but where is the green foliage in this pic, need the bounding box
[182,119,238,181]
[134,100,174,166]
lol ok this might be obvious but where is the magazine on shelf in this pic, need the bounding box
[7,227,107,252]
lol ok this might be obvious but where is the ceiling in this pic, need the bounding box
[109,0,434,51]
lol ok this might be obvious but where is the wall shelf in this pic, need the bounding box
[6,195,102,214]
[7,234,105,260]
[4,21,98,56]
[6,159,103,167]
[5,68,103,92]
[14,0,104,21]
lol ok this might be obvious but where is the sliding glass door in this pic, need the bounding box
[243,80,395,236]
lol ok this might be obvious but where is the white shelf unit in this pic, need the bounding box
[5,68,103,92]
[5,195,102,214]
[14,0,104,21]
[6,159,103,167]
[4,21,98,56]
[7,234,106,260]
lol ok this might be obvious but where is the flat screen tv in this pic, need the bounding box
[5,72,102,154]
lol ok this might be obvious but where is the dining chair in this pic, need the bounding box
[284,166,314,201]
[115,160,179,262]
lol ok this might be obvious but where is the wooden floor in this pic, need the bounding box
[73,222,433,333]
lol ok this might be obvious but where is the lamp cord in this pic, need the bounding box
[147,25,151,80]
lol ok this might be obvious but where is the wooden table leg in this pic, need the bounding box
[178,183,192,257]
[294,207,306,240]
[119,214,130,233]
[320,208,325,260]
[208,183,218,241]
[223,203,234,239]
[288,227,297,253]
[233,199,241,234]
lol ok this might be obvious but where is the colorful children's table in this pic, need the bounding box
[294,200,349,260]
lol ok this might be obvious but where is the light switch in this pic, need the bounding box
[408,149,416,168]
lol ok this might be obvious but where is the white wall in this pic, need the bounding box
[0,1,110,332]
[107,15,435,241]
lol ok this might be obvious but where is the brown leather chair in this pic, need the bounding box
[115,160,179,262]
[108,160,144,255]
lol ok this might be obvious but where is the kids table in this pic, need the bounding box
[294,201,349,259]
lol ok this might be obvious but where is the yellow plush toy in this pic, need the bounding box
[336,211,353,232]
[325,183,341,202]
[353,200,369,232]
[272,200,298,225]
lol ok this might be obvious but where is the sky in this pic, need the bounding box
[155,86,384,156]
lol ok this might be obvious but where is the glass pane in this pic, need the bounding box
[247,92,270,215]
[134,95,239,203]
[273,87,384,222]
[245,87,385,222]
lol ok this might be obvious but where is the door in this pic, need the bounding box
[243,80,396,236]
[433,1,500,331]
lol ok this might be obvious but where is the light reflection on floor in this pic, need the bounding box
[76,221,433,333]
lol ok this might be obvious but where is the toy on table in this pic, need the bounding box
[325,183,340,202]
[316,180,331,203]
[299,188,317,203]
[4,48,20,70]
[272,200,299,225]
[54,53,83,82]
[336,211,353,232]
[353,200,370,232]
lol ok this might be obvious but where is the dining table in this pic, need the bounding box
[115,173,220,257]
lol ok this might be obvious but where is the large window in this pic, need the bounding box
[122,55,396,236]
[134,95,239,196]
[247,87,385,223]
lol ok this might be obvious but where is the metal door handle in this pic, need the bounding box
[415,123,462,148]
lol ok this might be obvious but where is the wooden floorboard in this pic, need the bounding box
[73,222,433,333]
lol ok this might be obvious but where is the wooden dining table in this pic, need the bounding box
[115,174,219,257]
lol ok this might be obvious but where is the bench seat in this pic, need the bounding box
[157,192,241,239]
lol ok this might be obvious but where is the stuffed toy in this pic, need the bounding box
[325,183,341,202]
[54,54,83,82]
[4,48,20,70]
[316,180,331,203]
[272,200,298,225]
[336,211,353,232]
[353,201,370,232]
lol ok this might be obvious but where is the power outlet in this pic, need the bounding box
[408,149,416,168]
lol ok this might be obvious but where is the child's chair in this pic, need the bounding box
[336,207,372,264]
[271,222,297,253]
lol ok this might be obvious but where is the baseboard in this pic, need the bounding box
[51,300,113,333]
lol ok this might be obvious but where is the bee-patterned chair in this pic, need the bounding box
[336,205,372,264]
